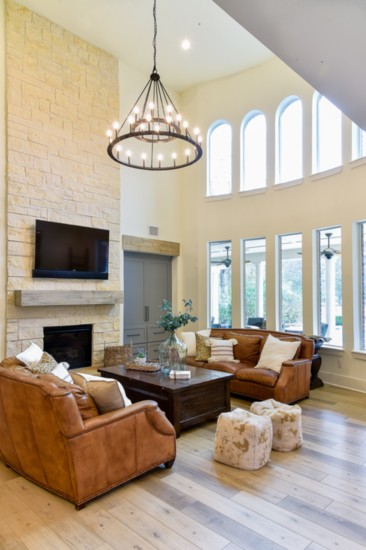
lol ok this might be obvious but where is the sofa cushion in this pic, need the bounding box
[181,329,211,357]
[27,351,58,374]
[236,367,279,387]
[51,362,74,384]
[224,333,262,363]
[255,334,301,373]
[71,372,132,413]
[207,338,239,363]
[195,333,212,361]
[40,373,99,420]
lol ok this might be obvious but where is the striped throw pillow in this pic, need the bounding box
[207,338,239,363]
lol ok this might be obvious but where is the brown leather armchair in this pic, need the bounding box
[0,364,176,509]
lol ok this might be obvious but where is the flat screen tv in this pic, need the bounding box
[33,220,109,280]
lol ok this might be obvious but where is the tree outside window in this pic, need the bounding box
[278,233,303,332]
[209,241,232,328]
[242,238,266,326]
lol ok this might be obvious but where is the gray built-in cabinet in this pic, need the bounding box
[123,252,172,360]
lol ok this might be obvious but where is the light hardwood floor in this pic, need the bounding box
[1,384,366,549]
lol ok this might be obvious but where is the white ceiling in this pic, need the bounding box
[14,0,273,92]
[215,0,366,131]
[13,0,365,130]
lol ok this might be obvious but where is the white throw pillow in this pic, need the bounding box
[16,342,43,368]
[207,338,239,363]
[52,362,73,384]
[255,334,301,373]
[181,329,211,357]
[180,332,196,357]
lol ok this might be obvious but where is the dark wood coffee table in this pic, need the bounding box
[98,365,233,436]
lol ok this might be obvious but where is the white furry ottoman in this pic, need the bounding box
[250,399,303,452]
[214,408,272,470]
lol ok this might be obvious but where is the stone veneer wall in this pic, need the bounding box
[5,1,121,367]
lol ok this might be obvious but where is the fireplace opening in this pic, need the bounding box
[44,324,92,369]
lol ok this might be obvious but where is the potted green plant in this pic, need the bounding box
[157,299,198,373]
[134,351,146,365]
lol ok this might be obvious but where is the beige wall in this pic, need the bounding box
[179,57,366,392]
[0,0,6,359]
[4,1,121,366]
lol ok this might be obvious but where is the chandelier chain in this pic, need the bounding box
[152,0,157,72]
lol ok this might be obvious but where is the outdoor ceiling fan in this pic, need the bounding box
[321,232,341,260]
[212,245,232,268]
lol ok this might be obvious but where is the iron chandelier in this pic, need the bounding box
[106,0,203,171]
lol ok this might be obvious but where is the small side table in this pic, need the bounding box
[308,336,326,389]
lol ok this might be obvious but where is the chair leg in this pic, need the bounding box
[75,502,85,511]
[164,459,175,469]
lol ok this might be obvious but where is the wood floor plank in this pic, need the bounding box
[5,509,70,550]
[162,472,311,549]
[120,483,230,550]
[79,505,158,550]
[109,499,201,550]
[232,490,366,550]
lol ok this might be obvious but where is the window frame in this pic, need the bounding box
[275,96,303,185]
[206,120,232,197]
[241,237,266,327]
[240,110,267,191]
[312,92,342,174]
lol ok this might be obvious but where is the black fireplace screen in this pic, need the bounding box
[43,324,92,369]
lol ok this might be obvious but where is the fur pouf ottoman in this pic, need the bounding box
[214,408,272,470]
[250,399,303,452]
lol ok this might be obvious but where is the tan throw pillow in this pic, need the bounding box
[207,338,239,363]
[255,334,301,373]
[195,333,211,361]
[28,351,58,374]
[71,372,132,413]
[40,373,99,420]
[224,333,263,363]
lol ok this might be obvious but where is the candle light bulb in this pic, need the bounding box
[112,121,119,130]
[176,114,182,122]
[154,123,160,132]
[194,127,200,135]
[106,129,112,138]
[128,115,134,125]
[183,121,189,129]
[148,102,155,111]
[166,115,172,124]
[171,152,177,159]
[146,113,152,123]
[166,105,173,113]
[133,106,139,114]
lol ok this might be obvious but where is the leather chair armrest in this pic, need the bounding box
[282,359,311,367]
[67,400,172,437]
[282,359,311,368]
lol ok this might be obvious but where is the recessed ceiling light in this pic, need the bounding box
[181,39,191,50]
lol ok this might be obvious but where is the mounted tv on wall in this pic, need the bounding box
[32,220,109,280]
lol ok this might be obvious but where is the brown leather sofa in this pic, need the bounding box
[0,361,176,509]
[186,328,314,404]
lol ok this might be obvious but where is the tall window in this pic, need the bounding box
[242,238,266,327]
[312,93,342,173]
[207,121,232,196]
[357,222,366,350]
[316,227,342,346]
[278,233,303,332]
[276,97,303,184]
[241,111,266,191]
[209,241,232,328]
[352,123,366,161]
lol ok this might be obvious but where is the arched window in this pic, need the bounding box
[207,121,232,196]
[241,111,266,191]
[352,123,366,161]
[275,96,303,184]
[312,93,342,173]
